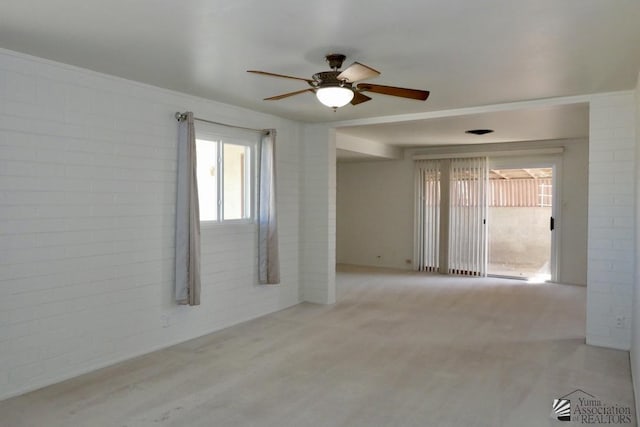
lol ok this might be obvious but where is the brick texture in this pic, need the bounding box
[587,92,636,350]
[0,49,302,399]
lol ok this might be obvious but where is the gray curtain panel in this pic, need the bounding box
[175,112,201,305]
[258,130,280,284]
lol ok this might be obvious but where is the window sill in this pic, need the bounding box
[200,219,256,229]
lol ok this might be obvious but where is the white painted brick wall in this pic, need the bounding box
[0,49,302,399]
[587,91,636,350]
[633,71,640,423]
[300,125,336,304]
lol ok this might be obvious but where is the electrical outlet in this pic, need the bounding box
[161,314,170,328]
[615,315,625,329]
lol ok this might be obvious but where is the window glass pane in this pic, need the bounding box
[196,139,218,221]
[223,143,250,220]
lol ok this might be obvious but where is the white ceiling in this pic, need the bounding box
[335,149,385,162]
[1,0,639,124]
[0,0,637,162]
[337,103,589,147]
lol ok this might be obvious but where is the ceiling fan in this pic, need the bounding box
[247,54,430,110]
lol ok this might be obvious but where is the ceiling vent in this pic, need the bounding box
[465,129,494,135]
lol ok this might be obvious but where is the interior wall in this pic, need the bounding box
[336,138,588,285]
[0,49,302,399]
[336,156,414,270]
[301,125,336,305]
[632,73,640,419]
[586,92,636,350]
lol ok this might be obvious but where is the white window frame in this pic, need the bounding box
[195,126,257,226]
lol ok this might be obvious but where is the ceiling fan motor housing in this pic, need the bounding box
[325,53,346,70]
[311,71,352,90]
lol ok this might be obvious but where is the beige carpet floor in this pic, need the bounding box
[0,265,634,426]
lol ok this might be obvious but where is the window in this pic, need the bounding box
[196,136,253,222]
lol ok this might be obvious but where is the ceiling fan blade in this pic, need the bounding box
[247,70,313,83]
[357,83,430,101]
[337,62,381,83]
[264,88,314,101]
[351,92,372,105]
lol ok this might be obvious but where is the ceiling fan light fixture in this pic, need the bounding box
[316,86,354,108]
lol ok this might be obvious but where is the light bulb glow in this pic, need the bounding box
[316,86,354,108]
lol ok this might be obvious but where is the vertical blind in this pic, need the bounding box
[413,160,441,272]
[448,157,488,276]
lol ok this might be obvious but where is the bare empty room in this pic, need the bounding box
[1,1,640,426]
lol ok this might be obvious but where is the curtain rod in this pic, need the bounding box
[175,112,270,134]
[413,147,564,160]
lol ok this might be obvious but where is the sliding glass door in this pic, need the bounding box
[414,156,559,281]
[486,166,555,282]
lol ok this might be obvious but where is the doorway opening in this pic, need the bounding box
[487,167,553,281]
